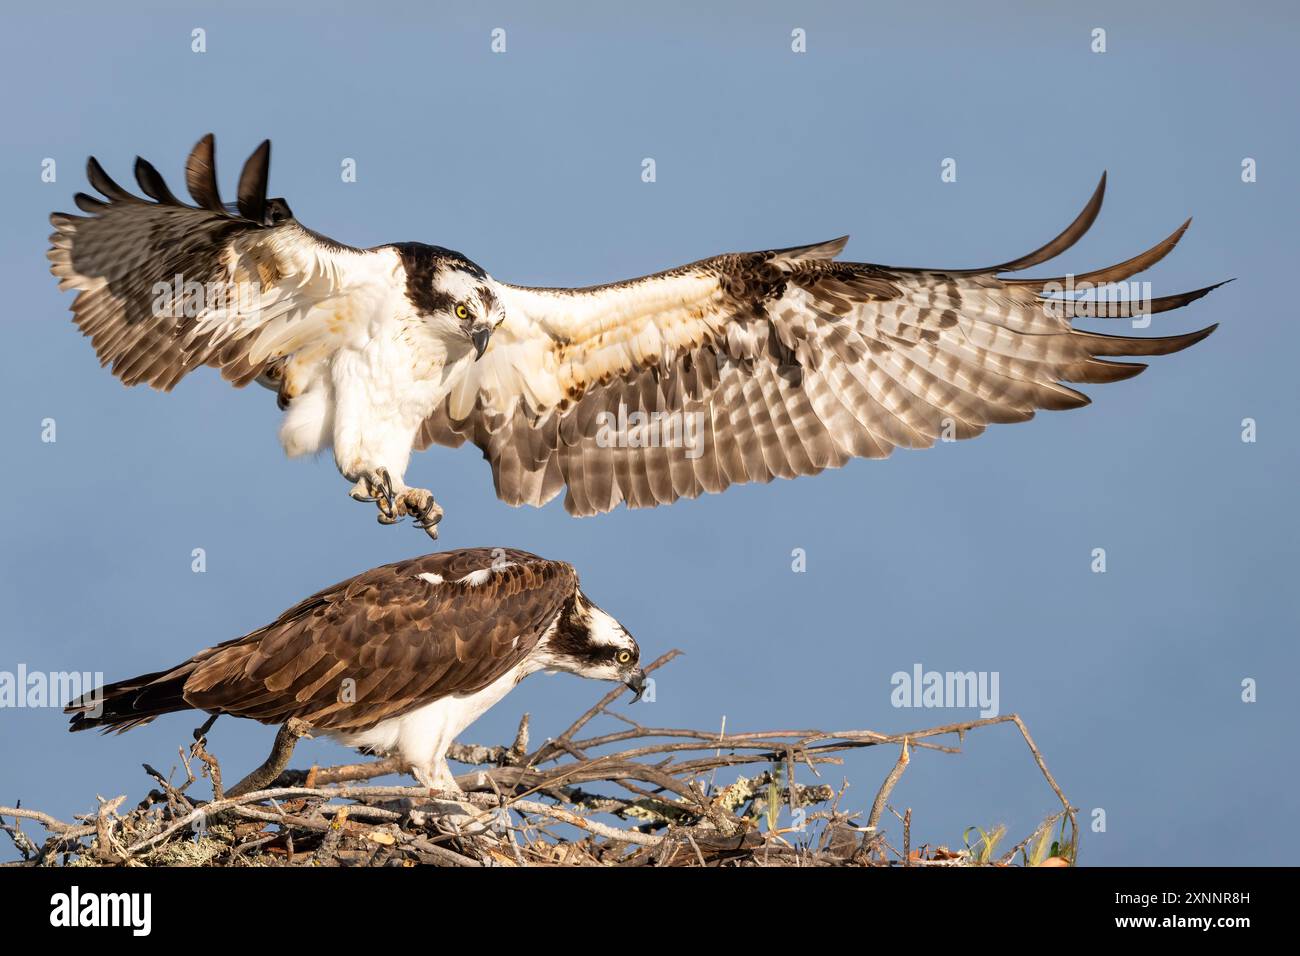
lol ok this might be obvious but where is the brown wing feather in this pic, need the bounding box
[418,179,1223,516]
[68,550,576,735]
[181,549,575,732]
[48,134,375,391]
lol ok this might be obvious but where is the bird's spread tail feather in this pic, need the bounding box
[65,664,198,734]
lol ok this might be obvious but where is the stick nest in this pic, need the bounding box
[2,652,1077,867]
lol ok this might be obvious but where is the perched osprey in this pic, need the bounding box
[65,548,644,792]
[49,135,1223,537]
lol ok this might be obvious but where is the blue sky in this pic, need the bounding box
[1,0,1296,864]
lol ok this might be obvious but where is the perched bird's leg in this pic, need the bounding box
[226,718,312,798]
[412,761,466,803]
[403,763,480,834]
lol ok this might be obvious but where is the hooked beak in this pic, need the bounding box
[469,325,491,361]
[624,668,647,703]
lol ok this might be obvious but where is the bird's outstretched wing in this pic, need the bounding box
[418,175,1224,516]
[48,134,396,390]
[67,549,577,734]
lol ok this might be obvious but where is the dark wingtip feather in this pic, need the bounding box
[133,156,178,204]
[1063,358,1149,384]
[1139,281,1231,316]
[962,172,1106,275]
[1076,323,1219,358]
[1179,322,1219,348]
[1149,280,1231,313]
[1140,322,1219,355]
[1009,216,1193,288]
[1054,280,1231,320]
[185,132,225,212]
[998,171,1106,272]
[236,139,271,223]
[776,235,850,260]
[73,191,107,213]
[86,156,134,202]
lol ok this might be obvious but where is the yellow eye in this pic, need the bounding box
[616,650,632,665]
[455,303,469,320]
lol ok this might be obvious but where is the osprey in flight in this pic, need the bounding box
[49,135,1223,537]
[66,548,644,792]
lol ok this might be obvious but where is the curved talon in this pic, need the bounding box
[414,509,442,530]
[352,469,398,516]
[414,514,442,538]
[374,467,395,511]
[404,491,443,538]
[351,473,437,533]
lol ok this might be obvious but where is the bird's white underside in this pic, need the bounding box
[332,658,535,792]
[269,248,484,490]
[263,246,724,500]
